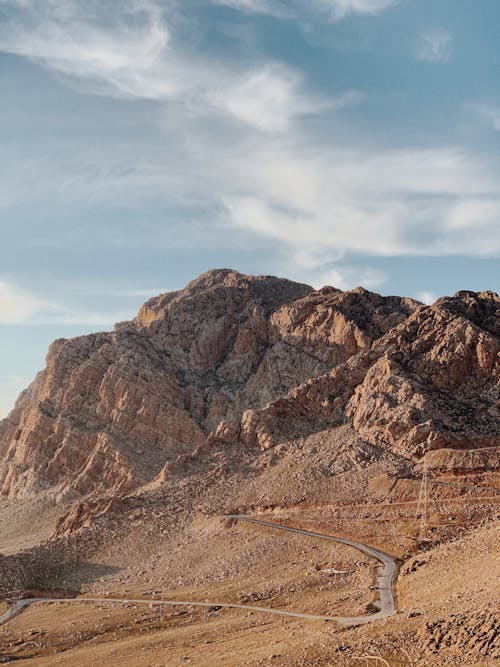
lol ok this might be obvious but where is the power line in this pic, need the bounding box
[416,451,428,541]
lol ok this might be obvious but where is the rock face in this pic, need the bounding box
[237,290,500,457]
[0,269,498,500]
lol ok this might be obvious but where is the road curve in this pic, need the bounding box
[0,516,398,630]
[0,598,39,626]
[225,515,397,625]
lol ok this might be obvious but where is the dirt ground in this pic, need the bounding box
[1,448,498,666]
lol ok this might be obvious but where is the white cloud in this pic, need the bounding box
[416,291,437,305]
[416,28,452,63]
[211,0,397,19]
[0,0,326,132]
[311,266,387,290]
[0,0,499,282]
[315,0,397,20]
[221,144,500,270]
[211,0,287,16]
[437,197,500,255]
[0,280,49,324]
[214,64,323,132]
[0,1,173,94]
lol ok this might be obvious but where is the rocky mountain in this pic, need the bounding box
[0,270,497,503]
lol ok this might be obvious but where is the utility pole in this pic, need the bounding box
[416,451,428,541]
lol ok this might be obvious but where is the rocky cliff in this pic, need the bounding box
[0,269,498,500]
[237,290,500,456]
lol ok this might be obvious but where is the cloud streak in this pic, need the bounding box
[212,0,397,20]
[211,0,288,16]
[0,279,133,326]
[316,0,397,20]
[1,113,499,288]
[222,143,500,272]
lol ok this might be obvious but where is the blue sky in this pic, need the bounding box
[0,0,499,416]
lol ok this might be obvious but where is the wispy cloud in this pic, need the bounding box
[311,265,387,290]
[0,279,133,326]
[222,144,500,274]
[1,122,499,287]
[210,64,327,133]
[213,65,355,132]
[211,0,289,16]
[212,0,397,20]
[0,0,171,93]
[0,0,499,290]
[316,0,397,20]
[416,28,452,63]
[0,0,329,133]
[0,280,50,324]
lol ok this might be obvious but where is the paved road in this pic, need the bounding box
[0,598,39,626]
[225,515,397,625]
[0,515,398,630]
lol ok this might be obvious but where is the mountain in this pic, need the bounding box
[0,269,419,499]
[0,270,498,666]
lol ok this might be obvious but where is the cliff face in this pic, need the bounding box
[0,269,423,499]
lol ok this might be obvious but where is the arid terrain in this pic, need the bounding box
[0,269,498,666]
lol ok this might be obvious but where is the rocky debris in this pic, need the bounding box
[416,608,500,661]
[436,289,500,337]
[50,496,129,539]
[0,269,421,499]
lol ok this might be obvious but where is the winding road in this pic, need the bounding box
[0,515,398,631]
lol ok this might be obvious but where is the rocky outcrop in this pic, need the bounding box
[237,290,500,457]
[0,269,420,498]
[50,495,129,539]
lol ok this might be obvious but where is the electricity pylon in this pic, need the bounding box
[416,451,428,541]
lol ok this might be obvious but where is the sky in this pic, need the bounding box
[0,0,499,417]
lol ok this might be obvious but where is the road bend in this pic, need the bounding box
[0,515,398,630]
